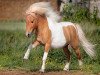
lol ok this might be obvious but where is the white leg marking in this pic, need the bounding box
[78,60,83,66]
[23,44,35,59]
[63,62,70,71]
[78,60,83,70]
[40,52,48,72]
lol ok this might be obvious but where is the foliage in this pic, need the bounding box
[62,3,89,22]
[0,21,100,74]
[90,6,100,26]
[62,3,100,26]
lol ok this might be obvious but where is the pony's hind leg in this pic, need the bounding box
[66,25,83,69]
[63,45,71,71]
[71,43,83,69]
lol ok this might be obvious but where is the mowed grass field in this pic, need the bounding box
[0,20,100,74]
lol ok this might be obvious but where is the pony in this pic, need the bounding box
[24,2,95,72]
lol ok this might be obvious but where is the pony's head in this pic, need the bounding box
[25,13,38,37]
[25,2,60,37]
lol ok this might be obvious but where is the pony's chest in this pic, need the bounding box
[49,25,67,48]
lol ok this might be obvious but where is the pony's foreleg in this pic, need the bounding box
[40,43,50,72]
[23,41,40,60]
[63,45,71,71]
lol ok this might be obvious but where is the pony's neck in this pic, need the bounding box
[37,16,48,32]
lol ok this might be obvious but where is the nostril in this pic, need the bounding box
[27,34,30,37]
[26,32,31,37]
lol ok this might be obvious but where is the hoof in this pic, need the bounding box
[23,56,29,60]
[39,69,45,73]
[23,59,28,62]
[63,68,69,71]
[80,68,83,71]
[79,64,83,71]
[23,58,28,60]
[23,58,28,61]
[79,66,83,71]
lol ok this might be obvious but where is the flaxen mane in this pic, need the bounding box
[26,2,60,22]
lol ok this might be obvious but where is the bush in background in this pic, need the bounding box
[62,3,100,26]
[62,3,89,22]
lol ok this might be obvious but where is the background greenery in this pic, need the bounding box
[0,3,100,74]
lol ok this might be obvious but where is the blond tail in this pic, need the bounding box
[75,24,95,58]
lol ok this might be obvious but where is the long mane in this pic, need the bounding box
[26,2,60,22]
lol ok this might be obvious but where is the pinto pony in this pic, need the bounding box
[24,2,95,72]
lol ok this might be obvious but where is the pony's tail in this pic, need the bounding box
[75,24,95,58]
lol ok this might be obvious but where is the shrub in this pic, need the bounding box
[62,3,89,22]
[62,3,100,26]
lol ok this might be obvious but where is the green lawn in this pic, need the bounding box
[0,21,100,74]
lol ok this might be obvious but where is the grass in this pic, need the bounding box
[0,20,100,74]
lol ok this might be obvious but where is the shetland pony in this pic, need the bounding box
[24,2,95,72]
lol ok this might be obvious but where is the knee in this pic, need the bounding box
[28,44,35,49]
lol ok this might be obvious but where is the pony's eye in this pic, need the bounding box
[31,21,33,23]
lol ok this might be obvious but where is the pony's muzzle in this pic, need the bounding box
[26,32,31,37]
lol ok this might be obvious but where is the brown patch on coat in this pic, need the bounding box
[63,25,79,47]
[63,25,81,60]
